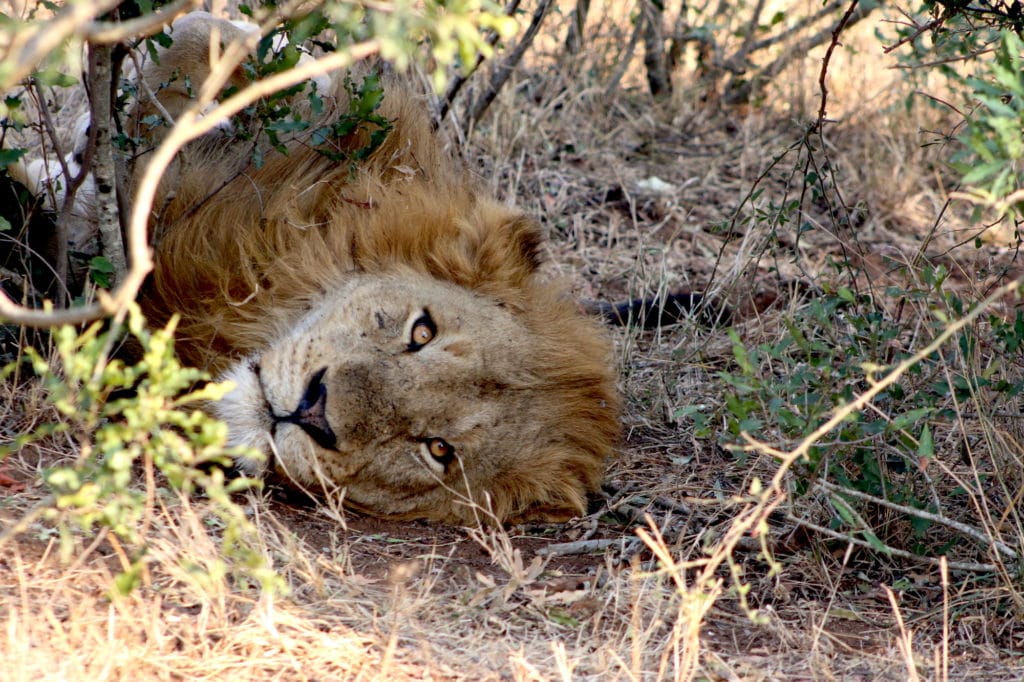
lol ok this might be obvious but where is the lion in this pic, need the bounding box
[44,12,620,524]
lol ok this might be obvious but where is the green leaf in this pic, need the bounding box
[0,147,26,168]
[32,69,77,87]
[917,424,934,460]
[89,256,115,288]
[861,528,890,555]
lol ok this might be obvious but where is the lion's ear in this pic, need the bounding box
[460,202,543,291]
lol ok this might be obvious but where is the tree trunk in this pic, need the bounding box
[566,0,591,54]
[642,0,671,97]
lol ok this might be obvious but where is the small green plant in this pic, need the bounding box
[953,30,1024,224]
[2,304,279,596]
[682,272,1024,562]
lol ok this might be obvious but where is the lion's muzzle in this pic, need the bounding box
[275,366,338,451]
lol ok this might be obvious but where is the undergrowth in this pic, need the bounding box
[1,305,278,597]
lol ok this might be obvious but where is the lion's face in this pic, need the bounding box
[214,270,618,523]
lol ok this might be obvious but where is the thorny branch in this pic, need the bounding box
[466,0,554,126]
[437,0,521,125]
[816,0,862,126]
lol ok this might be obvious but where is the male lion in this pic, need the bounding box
[44,12,621,523]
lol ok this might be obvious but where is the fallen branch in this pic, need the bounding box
[816,479,1019,562]
[786,513,1000,573]
[536,538,625,557]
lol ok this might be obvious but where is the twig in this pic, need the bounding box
[817,480,1020,561]
[85,0,199,44]
[893,46,997,70]
[817,0,860,126]
[745,0,845,57]
[882,12,944,54]
[725,0,874,105]
[466,0,554,126]
[28,85,76,304]
[2,0,122,90]
[785,513,999,573]
[437,0,520,124]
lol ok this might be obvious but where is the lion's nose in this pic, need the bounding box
[279,366,338,450]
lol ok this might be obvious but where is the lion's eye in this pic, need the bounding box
[407,310,437,351]
[424,437,455,465]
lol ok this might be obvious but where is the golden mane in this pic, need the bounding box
[88,11,622,523]
[144,75,543,371]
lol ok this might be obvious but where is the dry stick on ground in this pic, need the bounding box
[466,0,554,127]
[815,480,1020,562]
[536,538,622,557]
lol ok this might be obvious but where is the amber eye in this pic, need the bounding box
[407,311,437,351]
[424,437,455,464]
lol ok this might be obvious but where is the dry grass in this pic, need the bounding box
[3,1,1024,679]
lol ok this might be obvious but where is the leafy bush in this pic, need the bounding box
[954,31,1024,223]
[2,305,276,595]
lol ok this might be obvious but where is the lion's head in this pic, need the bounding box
[214,268,619,523]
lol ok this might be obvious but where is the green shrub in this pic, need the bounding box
[2,305,277,595]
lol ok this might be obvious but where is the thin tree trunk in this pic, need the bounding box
[88,43,127,286]
[641,0,671,97]
[565,0,591,54]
